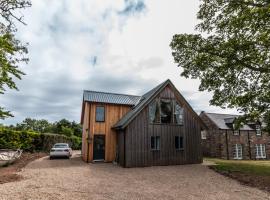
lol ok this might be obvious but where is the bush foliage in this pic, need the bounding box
[0,127,81,151]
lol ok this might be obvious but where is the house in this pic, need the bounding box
[81,79,205,167]
[200,112,270,160]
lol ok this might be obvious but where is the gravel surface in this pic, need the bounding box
[0,151,269,200]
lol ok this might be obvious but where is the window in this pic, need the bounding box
[175,136,183,150]
[160,99,172,123]
[149,98,184,125]
[233,144,242,159]
[233,130,240,135]
[201,130,207,139]
[174,102,184,125]
[95,106,105,122]
[149,100,160,123]
[256,144,266,159]
[233,124,240,135]
[256,125,262,136]
[151,136,160,150]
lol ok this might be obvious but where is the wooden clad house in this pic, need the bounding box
[81,79,205,167]
[200,112,270,160]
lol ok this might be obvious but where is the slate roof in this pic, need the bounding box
[83,90,141,106]
[204,112,254,130]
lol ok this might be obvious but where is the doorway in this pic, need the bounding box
[93,135,105,161]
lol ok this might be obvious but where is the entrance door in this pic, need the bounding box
[93,135,105,161]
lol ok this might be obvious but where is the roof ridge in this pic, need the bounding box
[205,112,240,116]
[83,90,141,97]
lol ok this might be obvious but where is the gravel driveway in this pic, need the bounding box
[0,151,269,200]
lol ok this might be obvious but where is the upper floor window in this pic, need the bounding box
[233,124,240,135]
[201,130,207,139]
[151,136,160,150]
[160,99,172,123]
[95,106,105,122]
[149,98,183,125]
[255,125,262,136]
[175,136,183,150]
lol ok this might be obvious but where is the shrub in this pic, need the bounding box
[0,127,81,152]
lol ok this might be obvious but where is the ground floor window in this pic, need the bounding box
[151,136,160,150]
[175,136,183,150]
[233,144,242,159]
[255,144,266,159]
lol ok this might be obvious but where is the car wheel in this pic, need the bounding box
[49,157,53,160]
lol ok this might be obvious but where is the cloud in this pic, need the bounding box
[0,0,239,125]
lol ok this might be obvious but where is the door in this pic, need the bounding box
[93,135,105,160]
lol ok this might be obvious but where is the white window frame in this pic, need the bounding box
[233,130,240,136]
[255,125,262,136]
[233,144,243,159]
[201,130,207,139]
[256,144,266,159]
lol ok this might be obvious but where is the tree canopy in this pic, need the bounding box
[0,0,31,119]
[170,0,270,130]
[12,118,82,137]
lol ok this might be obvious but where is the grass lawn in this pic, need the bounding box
[205,158,270,193]
[205,158,270,176]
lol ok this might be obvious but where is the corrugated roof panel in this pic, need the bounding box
[83,90,141,106]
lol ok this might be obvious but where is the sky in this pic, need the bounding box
[0,0,237,125]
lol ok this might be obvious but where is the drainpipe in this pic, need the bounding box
[225,129,229,160]
[248,130,251,159]
[87,103,91,163]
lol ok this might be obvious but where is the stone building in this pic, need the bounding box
[200,112,270,160]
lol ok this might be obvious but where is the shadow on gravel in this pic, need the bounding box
[27,152,88,169]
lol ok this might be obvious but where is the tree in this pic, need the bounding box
[170,0,270,131]
[16,118,52,133]
[0,0,31,119]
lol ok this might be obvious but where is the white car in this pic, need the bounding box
[50,143,72,159]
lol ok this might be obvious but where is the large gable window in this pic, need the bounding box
[96,106,105,122]
[149,98,184,125]
[174,102,184,125]
[149,100,160,123]
[255,125,262,136]
[160,99,172,123]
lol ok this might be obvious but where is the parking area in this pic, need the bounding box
[0,151,269,200]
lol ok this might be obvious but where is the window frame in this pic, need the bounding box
[149,98,184,126]
[201,130,207,140]
[256,144,266,159]
[175,136,184,150]
[95,105,105,122]
[233,144,243,160]
[150,136,160,151]
[255,125,262,136]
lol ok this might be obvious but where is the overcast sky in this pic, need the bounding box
[0,0,237,125]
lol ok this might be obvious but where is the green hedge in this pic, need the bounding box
[0,127,81,152]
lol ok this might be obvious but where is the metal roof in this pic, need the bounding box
[83,90,141,106]
[204,113,254,130]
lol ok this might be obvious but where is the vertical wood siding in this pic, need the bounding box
[82,102,131,162]
[122,85,202,167]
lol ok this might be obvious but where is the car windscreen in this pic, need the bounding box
[53,144,68,148]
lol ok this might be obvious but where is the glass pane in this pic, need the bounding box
[160,99,172,123]
[151,137,155,149]
[156,136,160,150]
[175,136,179,149]
[174,103,184,125]
[96,106,105,122]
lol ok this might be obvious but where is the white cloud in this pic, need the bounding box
[0,0,237,125]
